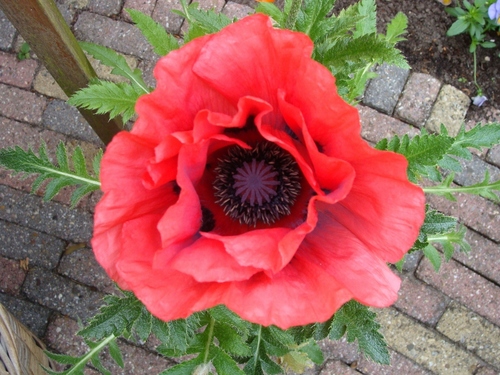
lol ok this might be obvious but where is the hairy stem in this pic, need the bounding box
[285,0,303,30]
[203,317,216,364]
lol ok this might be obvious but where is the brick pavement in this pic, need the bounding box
[0,1,499,374]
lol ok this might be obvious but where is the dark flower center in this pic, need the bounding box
[213,142,301,226]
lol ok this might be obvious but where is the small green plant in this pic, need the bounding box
[444,0,500,99]
[17,42,31,60]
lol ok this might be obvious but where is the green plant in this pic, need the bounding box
[444,0,500,97]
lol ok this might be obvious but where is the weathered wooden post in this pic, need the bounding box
[0,0,123,144]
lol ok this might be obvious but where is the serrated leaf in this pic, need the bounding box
[153,314,202,357]
[126,8,179,56]
[376,133,454,182]
[0,142,101,206]
[68,81,140,123]
[385,12,408,44]
[79,292,145,340]
[329,301,389,364]
[159,356,204,375]
[211,346,246,375]
[353,0,376,37]
[423,244,442,272]
[421,209,458,235]
[298,339,324,364]
[108,338,124,368]
[212,321,251,357]
[79,41,149,93]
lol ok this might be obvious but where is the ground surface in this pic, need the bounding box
[238,0,500,122]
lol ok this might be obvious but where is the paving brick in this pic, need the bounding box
[319,337,359,364]
[198,0,226,11]
[88,0,122,16]
[0,292,52,337]
[0,219,65,269]
[453,155,500,187]
[486,144,500,168]
[122,0,156,21]
[401,250,423,273]
[416,258,500,327]
[425,190,500,243]
[0,83,47,124]
[44,314,88,355]
[45,313,173,374]
[0,116,100,208]
[152,0,185,35]
[425,84,470,136]
[0,255,26,295]
[355,350,434,375]
[23,267,105,322]
[0,51,38,88]
[377,308,482,375]
[357,104,419,144]
[58,247,115,293]
[363,64,410,115]
[33,66,68,100]
[74,12,154,60]
[222,1,254,19]
[100,340,173,375]
[0,9,16,50]
[395,73,441,128]
[393,275,448,326]
[475,366,500,375]
[319,360,358,375]
[453,229,500,285]
[0,184,93,243]
[437,302,500,369]
[42,99,103,145]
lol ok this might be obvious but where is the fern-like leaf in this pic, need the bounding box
[126,9,179,56]
[79,41,150,94]
[68,81,140,123]
[0,142,101,206]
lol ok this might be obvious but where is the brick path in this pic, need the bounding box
[1,1,499,374]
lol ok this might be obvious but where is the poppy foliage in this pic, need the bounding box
[92,14,425,329]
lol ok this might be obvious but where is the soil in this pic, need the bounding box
[235,0,500,123]
[342,0,500,124]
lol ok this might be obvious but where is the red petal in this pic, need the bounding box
[112,215,228,321]
[170,237,261,282]
[222,254,353,329]
[132,34,235,143]
[192,14,313,122]
[95,132,177,233]
[328,151,425,263]
[301,212,402,307]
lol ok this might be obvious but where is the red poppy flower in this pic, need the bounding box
[92,14,425,329]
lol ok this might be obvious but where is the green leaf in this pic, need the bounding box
[421,209,458,235]
[68,80,140,123]
[0,142,101,206]
[79,41,150,94]
[447,18,470,36]
[385,12,408,44]
[255,2,285,26]
[154,314,202,357]
[424,172,500,202]
[329,301,389,364]
[353,0,377,37]
[159,356,204,375]
[173,0,232,42]
[211,346,246,375]
[43,334,117,375]
[375,133,454,182]
[423,244,442,272]
[126,8,179,56]
[79,291,147,340]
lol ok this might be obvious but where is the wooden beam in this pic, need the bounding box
[0,0,123,144]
